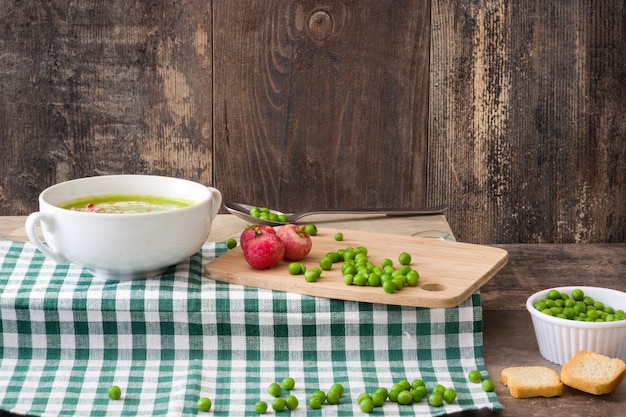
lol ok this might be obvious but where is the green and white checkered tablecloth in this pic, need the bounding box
[0,240,503,416]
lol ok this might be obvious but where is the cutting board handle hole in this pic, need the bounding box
[421,283,447,292]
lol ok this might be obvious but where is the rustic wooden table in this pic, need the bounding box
[1,214,624,417]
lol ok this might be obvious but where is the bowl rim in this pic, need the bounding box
[40,174,213,217]
[526,285,626,329]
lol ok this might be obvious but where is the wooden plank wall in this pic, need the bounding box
[0,1,624,245]
[430,0,626,243]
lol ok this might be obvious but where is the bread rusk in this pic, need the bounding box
[501,366,563,398]
[560,350,626,395]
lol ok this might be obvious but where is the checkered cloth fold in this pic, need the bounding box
[0,240,503,416]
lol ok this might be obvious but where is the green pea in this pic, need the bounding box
[367,274,381,287]
[398,252,412,265]
[281,377,295,390]
[396,390,413,405]
[397,379,411,390]
[305,224,318,236]
[329,383,344,397]
[284,394,298,410]
[371,391,386,406]
[254,401,268,414]
[406,270,419,286]
[359,397,374,413]
[410,388,425,402]
[310,390,326,402]
[304,267,322,282]
[277,214,288,222]
[287,262,302,275]
[357,392,372,403]
[388,389,400,402]
[468,370,482,383]
[271,397,286,412]
[197,397,212,412]
[353,273,368,286]
[334,232,344,241]
[482,379,495,392]
[428,393,443,407]
[308,396,323,409]
[572,288,584,301]
[319,256,333,270]
[226,238,237,249]
[326,389,341,404]
[268,382,282,397]
[443,388,457,403]
[382,280,396,294]
[547,289,561,300]
[325,251,340,263]
[431,384,446,396]
[108,385,122,400]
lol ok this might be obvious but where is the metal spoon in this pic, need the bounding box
[224,202,448,226]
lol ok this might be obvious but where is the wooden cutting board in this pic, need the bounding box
[204,228,508,308]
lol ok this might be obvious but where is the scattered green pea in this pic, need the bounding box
[254,400,268,414]
[226,238,237,249]
[396,390,413,405]
[410,387,425,402]
[468,370,482,383]
[319,256,333,270]
[398,252,412,265]
[482,379,495,392]
[284,394,298,410]
[428,393,443,407]
[443,388,457,403]
[371,391,386,406]
[108,385,122,400]
[359,397,374,413]
[305,224,318,236]
[197,397,212,412]
[268,382,282,397]
[308,395,323,409]
[431,384,446,396]
[271,397,286,411]
[326,389,341,404]
[281,377,295,390]
[334,232,344,241]
[357,392,372,404]
[287,262,302,275]
[304,267,322,282]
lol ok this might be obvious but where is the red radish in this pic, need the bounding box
[240,224,276,251]
[243,233,285,269]
[275,224,312,261]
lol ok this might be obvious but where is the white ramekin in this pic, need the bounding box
[526,286,626,365]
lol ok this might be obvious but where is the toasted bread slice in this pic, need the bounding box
[561,350,626,395]
[501,366,563,398]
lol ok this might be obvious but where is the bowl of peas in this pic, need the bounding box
[526,286,626,365]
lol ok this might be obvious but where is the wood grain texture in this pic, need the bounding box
[212,0,430,212]
[205,227,508,308]
[0,1,213,213]
[1,1,625,245]
[429,0,626,244]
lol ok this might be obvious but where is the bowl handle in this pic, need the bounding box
[25,212,68,264]
[207,187,222,219]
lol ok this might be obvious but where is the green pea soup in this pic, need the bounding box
[58,194,195,214]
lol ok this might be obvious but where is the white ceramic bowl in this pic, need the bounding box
[527,286,626,365]
[25,175,222,280]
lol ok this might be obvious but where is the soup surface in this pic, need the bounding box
[59,194,195,214]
